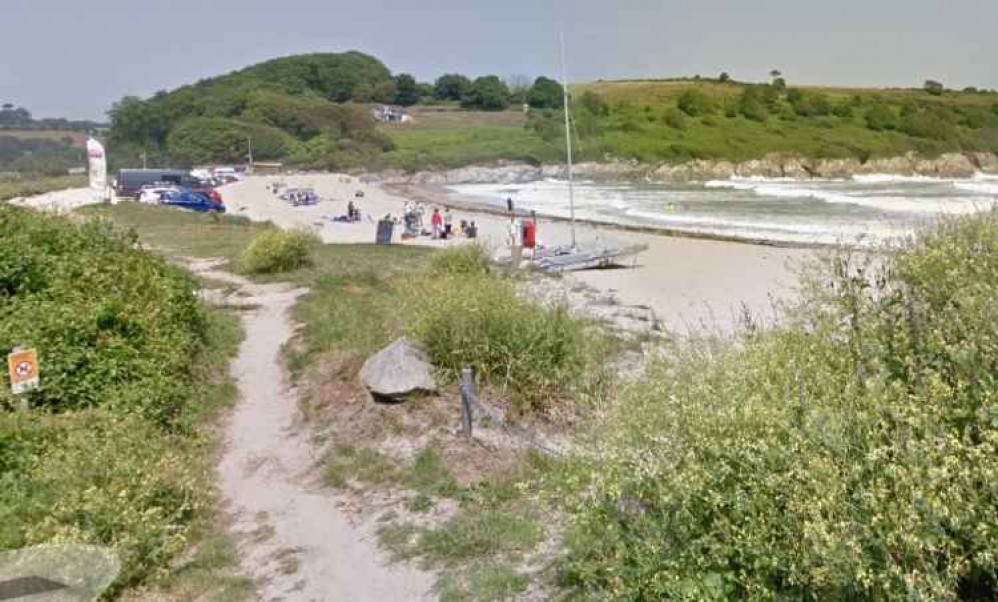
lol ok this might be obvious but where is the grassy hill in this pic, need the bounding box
[386,79,998,169]
[106,51,998,172]
[107,52,397,170]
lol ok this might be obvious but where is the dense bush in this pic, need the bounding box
[0,206,206,424]
[0,207,234,592]
[560,212,998,600]
[166,117,295,166]
[435,74,473,102]
[240,228,319,274]
[528,76,564,109]
[900,110,958,141]
[677,89,713,117]
[404,268,594,413]
[738,87,769,122]
[866,104,900,130]
[788,89,832,117]
[463,76,510,111]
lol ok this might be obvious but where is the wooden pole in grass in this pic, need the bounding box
[460,368,475,437]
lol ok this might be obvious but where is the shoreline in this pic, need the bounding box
[387,182,846,251]
[374,151,998,187]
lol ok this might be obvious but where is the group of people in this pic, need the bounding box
[402,202,477,240]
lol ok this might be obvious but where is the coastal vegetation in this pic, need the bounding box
[557,211,998,599]
[104,51,998,172]
[0,206,247,596]
[66,199,998,599]
[394,79,998,169]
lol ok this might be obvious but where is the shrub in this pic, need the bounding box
[718,72,731,83]
[559,212,998,600]
[427,244,492,276]
[579,91,610,117]
[900,110,958,141]
[663,108,688,130]
[677,89,713,117]
[166,117,295,166]
[831,102,854,118]
[240,228,319,274]
[462,76,510,111]
[865,104,899,130]
[0,207,236,592]
[788,88,832,117]
[527,76,564,109]
[0,207,205,424]
[738,88,769,122]
[404,273,594,413]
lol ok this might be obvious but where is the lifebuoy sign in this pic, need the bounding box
[7,348,39,395]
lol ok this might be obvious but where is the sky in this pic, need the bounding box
[2,0,996,121]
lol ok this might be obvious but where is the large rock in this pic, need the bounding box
[360,339,437,401]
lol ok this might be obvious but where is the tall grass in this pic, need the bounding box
[404,247,597,413]
[558,212,998,599]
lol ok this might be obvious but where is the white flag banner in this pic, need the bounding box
[86,138,107,196]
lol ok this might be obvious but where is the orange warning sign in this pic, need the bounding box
[8,348,39,395]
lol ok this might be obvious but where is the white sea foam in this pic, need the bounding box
[852,174,946,184]
[447,176,990,247]
[954,182,998,195]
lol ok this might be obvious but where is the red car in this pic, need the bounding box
[191,181,223,204]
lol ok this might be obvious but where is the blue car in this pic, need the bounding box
[159,190,225,213]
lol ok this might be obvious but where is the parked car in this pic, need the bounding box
[190,180,223,203]
[159,190,225,213]
[116,169,198,198]
[137,185,179,204]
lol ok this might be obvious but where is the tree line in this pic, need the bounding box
[0,103,105,131]
[378,73,565,111]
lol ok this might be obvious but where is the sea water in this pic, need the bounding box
[448,172,998,246]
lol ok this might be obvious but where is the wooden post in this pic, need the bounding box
[460,368,474,437]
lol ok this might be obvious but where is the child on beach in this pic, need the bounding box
[431,208,443,239]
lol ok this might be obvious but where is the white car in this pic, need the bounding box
[138,186,178,204]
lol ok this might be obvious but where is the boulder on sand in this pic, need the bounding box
[360,339,437,401]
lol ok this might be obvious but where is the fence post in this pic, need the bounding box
[460,368,474,437]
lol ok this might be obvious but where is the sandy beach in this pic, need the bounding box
[223,174,814,333]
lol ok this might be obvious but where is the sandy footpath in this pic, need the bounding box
[195,262,434,601]
[223,174,813,332]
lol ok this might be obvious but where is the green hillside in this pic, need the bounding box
[107,52,397,170]
[107,52,998,171]
[389,79,998,169]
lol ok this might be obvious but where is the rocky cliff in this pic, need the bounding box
[380,151,998,185]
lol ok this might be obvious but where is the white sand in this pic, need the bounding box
[9,187,105,212]
[223,174,813,333]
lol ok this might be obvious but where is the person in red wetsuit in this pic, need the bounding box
[522,210,537,258]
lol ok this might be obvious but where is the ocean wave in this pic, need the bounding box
[852,174,947,184]
[954,182,998,195]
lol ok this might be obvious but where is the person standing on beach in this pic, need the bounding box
[523,210,537,258]
[431,208,443,239]
[509,215,524,266]
[417,203,426,229]
[507,196,515,213]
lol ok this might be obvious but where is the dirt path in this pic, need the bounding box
[196,263,434,601]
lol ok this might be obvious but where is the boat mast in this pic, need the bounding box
[560,32,577,248]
